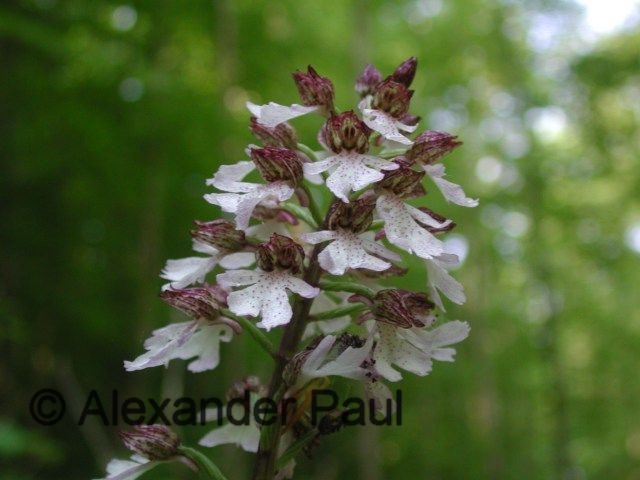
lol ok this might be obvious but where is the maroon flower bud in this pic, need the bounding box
[256,233,305,274]
[292,65,334,111]
[327,197,375,233]
[119,425,180,461]
[371,79,414,118]
[372,289,435,328]
[391,56,418,87]
[191,220,245,251]
[323,111,370,154]
[406,130,462,165]
[160,284,224,320]
[377,163,426,198]
[355,64,382,97]
[250,146,303,186]
[249,117,298,150]
[414,207,456,234]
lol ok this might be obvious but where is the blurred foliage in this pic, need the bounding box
[1,0,640,479]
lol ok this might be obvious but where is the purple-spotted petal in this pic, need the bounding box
[247,101,319,127]
[376,194,444,259]
[423,163,478,207]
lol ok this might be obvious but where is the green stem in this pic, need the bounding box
[301,184,324,227]
[296,143,319,161]
[319,280,375,300]
[368,219,384,232]
[178,446,228,480]
[310,303,368,321]
[280,202,317,228]
[222,309,277,359]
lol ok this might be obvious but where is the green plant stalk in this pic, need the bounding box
[296,142,319,161]
[310,303,368,321]
[252,197,337,480]
[319,280,375,300]
[178,445,228,480]
[222,309,277,359]
[301,184,324,227]
[281,202,318,228]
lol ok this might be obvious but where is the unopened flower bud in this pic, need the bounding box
[249,117,298,150]
[391,56,418,87]
[371,79,414,118]
[355,64,382,97]
[327,198,375,233]
[377,162,426,198]
[256,234,305,274]
[191,220,245,251]
[119,425,180,461]
[160,284,224,320]
[406,130,462,165]
[292,65,334,111]
[323,111,370,154]
[250,146,303,185]
[372,289,435,328]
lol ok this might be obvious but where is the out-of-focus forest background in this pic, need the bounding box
[2,0,640,478]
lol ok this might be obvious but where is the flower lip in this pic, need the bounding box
[414,206,457,234]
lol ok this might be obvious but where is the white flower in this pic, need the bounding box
[376,193,452,260]
[301,230,400,275]
[247,101,319,128]
[372,321,470,382]
[295,334,394,412]
[303,152,398,202]
[124,320,233,373]
[160,240,254,291]
[94,455,159,480]
[204,161,295,231]
[422,163,478,207]
[425,253,466,310]
[358,98,417,146]
[217,270,319,331]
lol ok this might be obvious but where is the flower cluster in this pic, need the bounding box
[102,57,477,480]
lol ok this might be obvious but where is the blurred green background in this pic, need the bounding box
[2,0,640,478]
